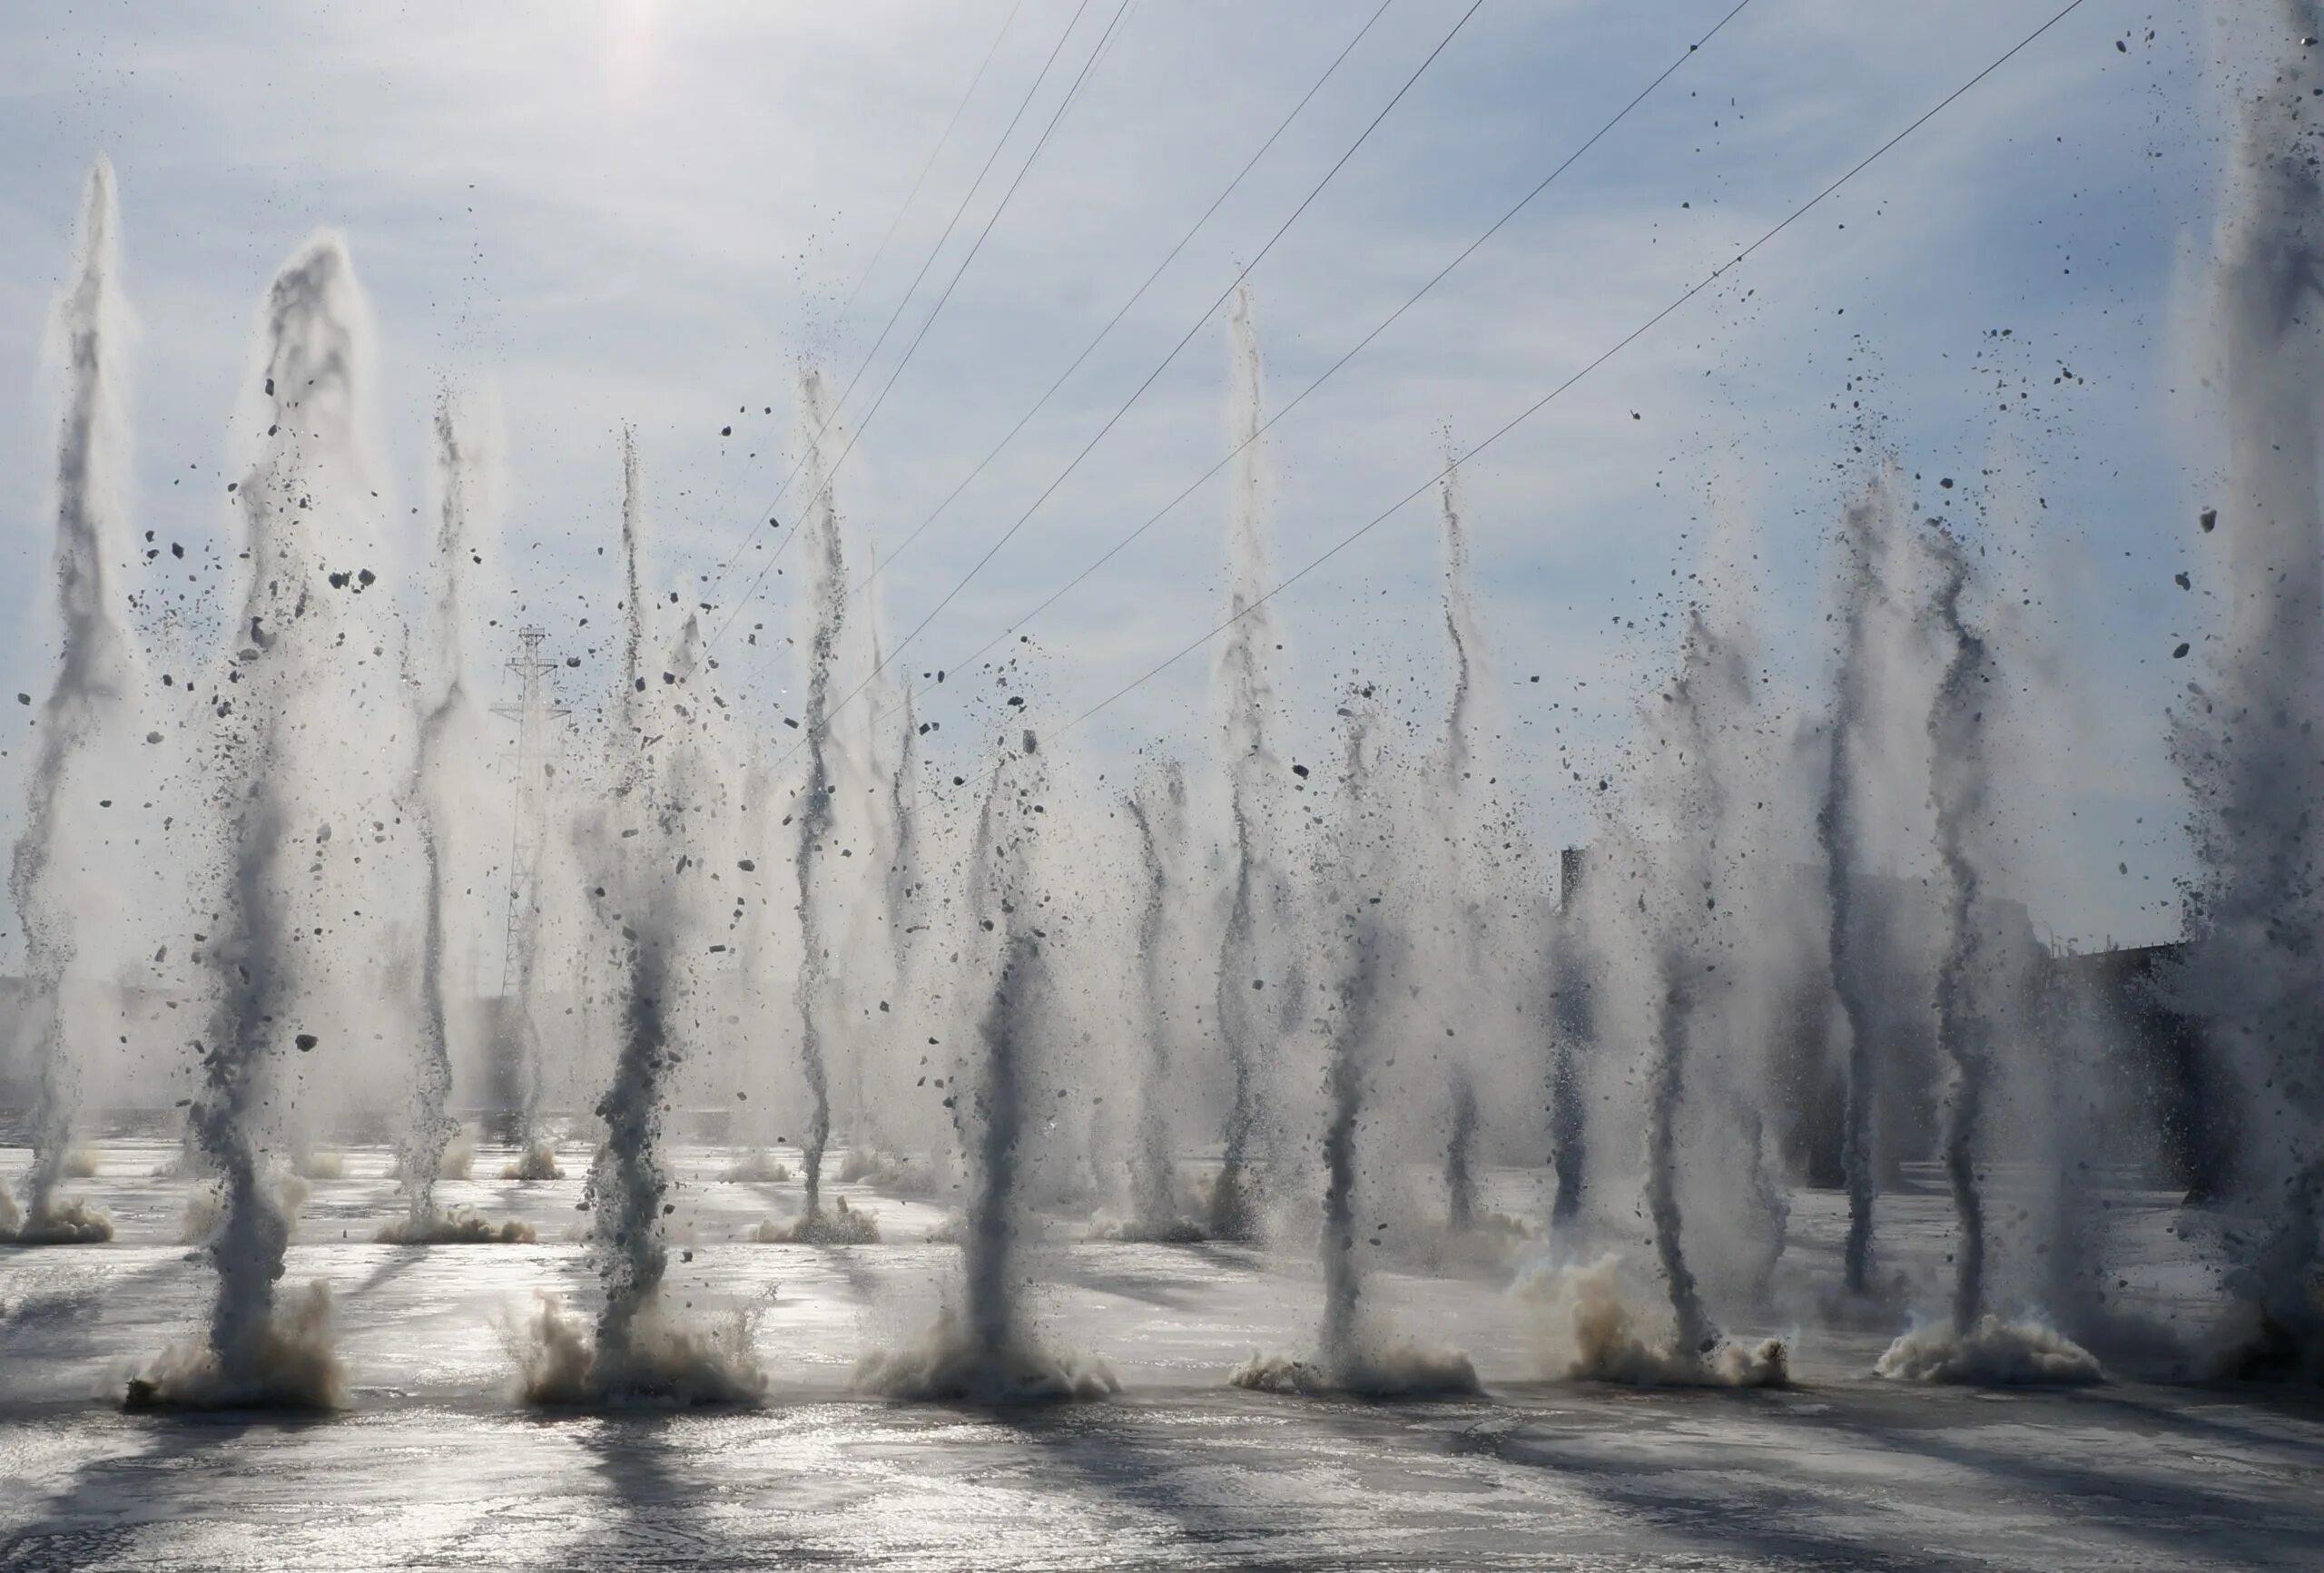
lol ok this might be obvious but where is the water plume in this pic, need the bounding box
[858,730,1113,1403]
[1443,1066,1480,1234]
[1819,476,1897,1299]
[1208,281,1291,1239]
[1546,902,1595,1232]
[1642,611,1743,1363]
[165,231,388,1409]
[1232,706,1476,1397]
[867,552,923,1148]
[2171,0,2324,1378]
[1121,761,1198,1235]
[1434,455,1489,1241]
[396,388,490,1234]
[528,433,759,1407]
[1924,529,1995,1334]
[790,366,844,1217]
[12,156,141,1236]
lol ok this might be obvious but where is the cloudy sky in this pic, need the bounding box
[0,0,2244,951]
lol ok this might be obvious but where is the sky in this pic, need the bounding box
[0,0,2245,954]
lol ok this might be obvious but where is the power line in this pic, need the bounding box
[1051,0,2093,746]
[696,0,1100,605]
[852,0,1397,603]
[783,0,1486,723]
[833,0,1030,336]
[708,0,1134,653]
[892,0,1758,712]
[692,0,1028,537]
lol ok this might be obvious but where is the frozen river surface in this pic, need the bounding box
[3,1138,2319,1570]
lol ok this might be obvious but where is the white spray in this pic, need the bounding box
[1818,479,1896,1297]
[1209,281,1294,1236]
[2171,0,2324,1376]
[790,367,845,1214]
[138,234,391,1408]
[11,156,140,1240]
[396,392,487,1227]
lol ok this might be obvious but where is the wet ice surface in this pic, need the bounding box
[4,1139,2320,1571]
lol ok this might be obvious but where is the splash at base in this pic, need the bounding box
[853,1309,1119,1404]
[1227,1340,1479,1398]
[1875,1315,2103,1385]
[1085,1211,1209,1244]
[374,1206,537,1245]
[510,1293,766,1408]
[1517,1255,1789,1388]
[123,1281,346,1411]
[751,1196,881,1244]
[499,1140,564,1182]
[0,1195,114,1245]
[720,1149,793,1184]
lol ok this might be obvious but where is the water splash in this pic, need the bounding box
[10,156,139,1242]
[789,366,844,1215]
[2171,0,2324,1379]
[1209,281,1291,1238]
[145,232,388,1409]
[1819,476,1897,1298]
[857,727,1117,1402]
[1124,760,1194,1232]
[1924,527,1994,1333]
[396,389,488,1233]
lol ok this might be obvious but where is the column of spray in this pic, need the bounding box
[1317,707,1390,1377]
[870,559,921,1151]
[503,647,559,1176]
[960,739,1041,1368]
[10,156,139,1241]
[145,236,384,1409]
[790,368,845,1214]
[1642,609,1745,1363]
[1819,483,1891,1299]
[1209,282,1288,1238]
[1925,533,1994,1334]
[2176,0,2324,1372]
[1125,763,1189,1226]
[397,394,484,1227]
[1547,861,1595,1229]
[580,430,680,1380]
[1435,458,1489,1232]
